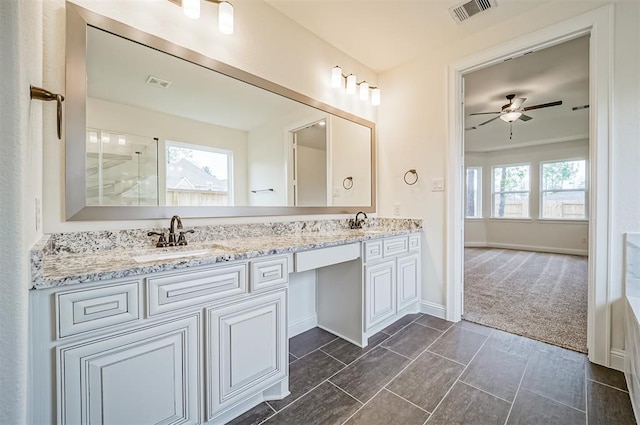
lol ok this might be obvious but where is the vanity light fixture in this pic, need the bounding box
[170,0,234,35]
[330,66,381,106]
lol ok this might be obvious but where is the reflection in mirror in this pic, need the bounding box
[67,2,375,219]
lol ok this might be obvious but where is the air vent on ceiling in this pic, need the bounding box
[449,0,497,24]
[145,75,172,89]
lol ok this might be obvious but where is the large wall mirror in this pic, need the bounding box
[65,2,376,220]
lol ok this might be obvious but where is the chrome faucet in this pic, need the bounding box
[349,211,368,229]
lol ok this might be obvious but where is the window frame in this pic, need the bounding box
[490,162,531,219]
[465,166,483,219]
[539,158,588,221]
[165,140,234,205]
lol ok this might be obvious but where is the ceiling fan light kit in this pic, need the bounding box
[466,93,563,133]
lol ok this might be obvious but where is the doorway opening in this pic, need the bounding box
[461,36,590,352]
[447,5,613,366]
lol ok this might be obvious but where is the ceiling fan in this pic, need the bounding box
[465,94,563,131]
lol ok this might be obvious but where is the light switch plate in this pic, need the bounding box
[393,204,401,216]
[432,178,445,192]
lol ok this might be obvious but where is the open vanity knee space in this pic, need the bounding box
[29,219,422,424]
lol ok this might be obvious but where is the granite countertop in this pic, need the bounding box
[30,219,422,289]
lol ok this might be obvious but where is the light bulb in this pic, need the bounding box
[500,111,522,122]
[218,1,234,35]
[359,81,369,101]
[371,88,381,106]
[182,0,200,19]
[346,74,357,94]
[331,66,343,88]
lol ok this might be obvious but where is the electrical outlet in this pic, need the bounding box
[432,178,445,192]
[393,204,401,216]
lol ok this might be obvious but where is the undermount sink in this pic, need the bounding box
[132,249,211,263]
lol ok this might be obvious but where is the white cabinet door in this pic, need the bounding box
[397,253,420,312]
[206,290,287,419]
[58,314,200,425]
[364,259,396,331]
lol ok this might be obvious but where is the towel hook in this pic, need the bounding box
[343,176,353,190]
[403,169,418,185]
[30,85,65,140]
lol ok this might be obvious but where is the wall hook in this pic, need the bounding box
[30,85,65,140]
[404,169,418,185]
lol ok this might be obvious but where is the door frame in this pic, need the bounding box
[446,5,613,366]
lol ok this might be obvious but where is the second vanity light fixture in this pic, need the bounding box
[171,0,234,34]
[331,66,381,106]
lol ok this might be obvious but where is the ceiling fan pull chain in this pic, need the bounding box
[510,123,513,140]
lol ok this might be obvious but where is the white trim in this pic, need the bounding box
[609,348,625,372]
[288,315,317,338]
[464,242,587,257]
[447,5,613,366]
[420,301,447,320]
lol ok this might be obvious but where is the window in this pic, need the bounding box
[465,167,482,218]
[166,141,233,206]
[540,159,587,219]
[492,164,530,218]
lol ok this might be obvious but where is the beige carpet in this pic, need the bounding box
[464,248,588,353]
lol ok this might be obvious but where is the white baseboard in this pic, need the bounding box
[465,242,587,257]
[420,301,446,319]
[610,348,625,372]
[289,315,317,338]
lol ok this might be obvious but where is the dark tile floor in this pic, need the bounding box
[229,314,636,425]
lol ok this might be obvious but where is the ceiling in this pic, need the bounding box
[264,0,555,73]
[265,0,590,152]
[464,35,589,152]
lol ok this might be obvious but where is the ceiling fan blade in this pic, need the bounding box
[510,98,526,110]
[523,100,563,111]
[519,114,533,122]
[476,115,501,127]
[469,111,500,116]
[465,126,478,131]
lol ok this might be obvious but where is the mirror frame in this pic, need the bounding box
[65,2,376,220]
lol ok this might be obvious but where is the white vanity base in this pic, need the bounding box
[205,381,289,425]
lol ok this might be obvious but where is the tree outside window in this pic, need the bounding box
[541,159,587,219]
[492,164,530,218]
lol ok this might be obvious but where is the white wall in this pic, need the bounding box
[330,116,372,207]
[87,97,249,206]
[43,0,378,232]
[465,140,589,255]
[297,146,327,206]
[0,0,43,422]
[378,0,639,362]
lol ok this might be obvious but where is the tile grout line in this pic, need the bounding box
[501,355,529,425]
[385,387,432,414]
[585,359,589,425]
[266,402,277,414]
[338,322,459,425]
[423,330,494,424]
[257,378,335,425]
[524,388,588,414]
[424,349,467,367]
[384,347,414,361]
[412,320,454,333]
[319,349,348,367]
[289,336,339,362]
[458,380,513,404]
[588,378,630,394]
[326,380,364,405]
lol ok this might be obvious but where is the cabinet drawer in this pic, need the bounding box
[56,281,140,339]
[383,237,409,257]
[408,234,421,251]
[363,240,383,263]
[250,257,288,292]
[148,264,247,316]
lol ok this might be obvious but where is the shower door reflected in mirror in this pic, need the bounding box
[85,129,158,206]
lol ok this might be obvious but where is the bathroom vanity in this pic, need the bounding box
[29,219,422,424]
